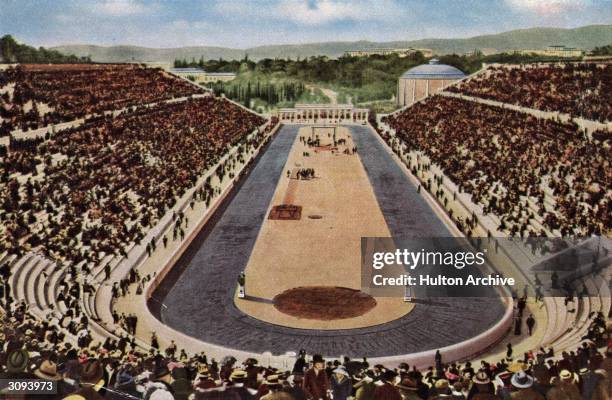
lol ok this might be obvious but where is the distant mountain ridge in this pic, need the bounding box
[51,25,612,63]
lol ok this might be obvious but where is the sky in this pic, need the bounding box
[0,0,610,49]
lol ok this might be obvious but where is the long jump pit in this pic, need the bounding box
[235,126,414,329]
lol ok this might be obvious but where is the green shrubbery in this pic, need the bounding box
[178,50,586,109]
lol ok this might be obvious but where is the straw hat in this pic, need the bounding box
[559,369,577,383]
[507,362,528,373]
[34,360,62,381]
[230,369,248,382]
[264,374,282,388]
[434,379,450,390]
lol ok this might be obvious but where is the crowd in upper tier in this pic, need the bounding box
[0,96,266,267]
[0,303,610,399]
[382,95,611,237]
[447,63,611,123]
[0,64,205,135]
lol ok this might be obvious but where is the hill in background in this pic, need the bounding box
[50,25,612,63]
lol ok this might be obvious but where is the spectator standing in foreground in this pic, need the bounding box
[303,354,330,400]
[330,366,351,400]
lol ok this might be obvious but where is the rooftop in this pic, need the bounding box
[206,72,237,76]
[170,68,206,73]
[401,59,465,80]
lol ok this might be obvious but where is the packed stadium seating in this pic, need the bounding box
[381,95,610,237]
[447,63,611,122]
[0,64,205,135]
[0,97,265,267]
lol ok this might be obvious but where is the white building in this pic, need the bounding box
[397,59,465,107]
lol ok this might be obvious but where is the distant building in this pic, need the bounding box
[202,72,237,83]
[516,45,584,58]
[277,103,369,124]
[169,67,236,84]
[345,47,434,58]
[397,59,465,107]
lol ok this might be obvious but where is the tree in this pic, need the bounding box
[591,44,612,55]
[1,34,89,63]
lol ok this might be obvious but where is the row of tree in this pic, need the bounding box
[209,81,306,107]
[0,35,91,63]
[591,44,612,56]
[176,52,430,88]
[174,57,242,72]
[175,50,591,103]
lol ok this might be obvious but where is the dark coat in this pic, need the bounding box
[331,375,352,400]
[303,368,330,400]
[293,358,307,374]
[226,385,254,400]
[373,383,402,400]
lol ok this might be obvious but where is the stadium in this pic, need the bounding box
[0,10,611,400]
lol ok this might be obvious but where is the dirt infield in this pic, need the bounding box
[274,286,377,320]
[236,126,413,329]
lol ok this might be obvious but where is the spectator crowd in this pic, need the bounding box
[382,95,610,237]
[447,63,611,123]
[1,94,265,272]
[0,64,205,135]
[0,306,610,399]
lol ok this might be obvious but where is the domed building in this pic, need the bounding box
[397,59,465,107]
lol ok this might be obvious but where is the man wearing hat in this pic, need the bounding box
[243,358,262,389]
[261,374,292,400]
[395,375,422,400]
[67,360,106,400]
[545,370,581,400]
[171,366,193,400]
[428,379,463,399]
[293,350,307,374]
[467,371,497,400]
[304,355,330,400]
[508,371,543,400]
[227,369,255,400]
[354,370,377,400]
[0,349,36,381]
[29,359,71,399]
[374,370,401,400]
[141,362,175,400]
[238,272,246,298]
[110,366,141,400]
[195,364,219,393]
